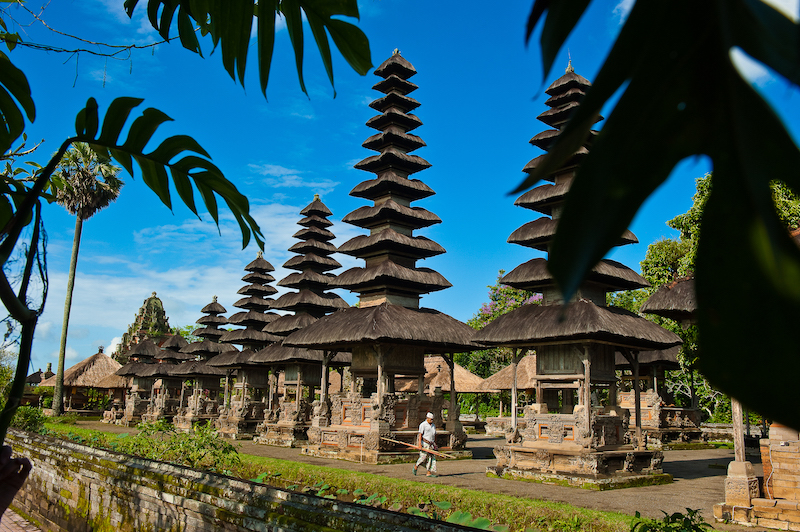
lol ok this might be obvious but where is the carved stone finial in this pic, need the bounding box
[212,295,218,303]
[566,59,574,74]
[152,291,157,297]
[393,48,400,56]
[314,193,320,201]
[257,250,263,259]
[99,346,104,353]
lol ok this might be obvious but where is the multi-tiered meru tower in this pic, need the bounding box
[287,51,478,463]
[252,196,350,447]
[475,64,682,488]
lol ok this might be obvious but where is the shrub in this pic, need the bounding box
[11,406,48,433]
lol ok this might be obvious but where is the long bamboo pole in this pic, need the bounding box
[380,437,454,458]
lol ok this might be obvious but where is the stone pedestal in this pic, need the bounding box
[724,461,759,507]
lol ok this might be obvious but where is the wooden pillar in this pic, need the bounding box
[583,346,591,438]
[417,373,425,396]
[320,352,332,403]
[223,370,231,409]
[446,354,456,421]
[296,366,303,419]
[267,371,275,411]
[511,349,520,430]
[732,398,746,462]
[632,352,642,449]
[690,368,697,409]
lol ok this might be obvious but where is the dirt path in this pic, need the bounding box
[76,422,766,529]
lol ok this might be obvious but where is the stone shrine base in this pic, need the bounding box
[488,443,671,490]
[254,422,309,447]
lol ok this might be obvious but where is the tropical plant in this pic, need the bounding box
[629,508,712,532]
[0,0,371,443]
[50,143,122,416]
[10,405,47,433]
[520,0,800,428]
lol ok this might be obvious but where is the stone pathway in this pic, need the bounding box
[0,510,40,532]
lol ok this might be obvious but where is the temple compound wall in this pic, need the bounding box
[6,429,477,532]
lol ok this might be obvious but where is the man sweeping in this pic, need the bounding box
[413,412,438,477]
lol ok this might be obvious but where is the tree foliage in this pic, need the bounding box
[523,0,800,428]
[456,271,540,379]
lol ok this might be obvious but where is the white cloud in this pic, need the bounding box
[613,0,635,24]
[248,165,340,195]
[105,337,122,355]
[249,164,301,177]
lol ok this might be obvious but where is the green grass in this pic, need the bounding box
[41,424,631,532]
[239,455,630,531]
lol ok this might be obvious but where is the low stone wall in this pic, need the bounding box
[7,429,474,532]
[701,423,766,441]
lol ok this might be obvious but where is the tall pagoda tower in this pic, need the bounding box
[252,195,349,447]
[171,297,234,432]
[475,64,682,487]
[286,51,478,463]
[209,252,282,439]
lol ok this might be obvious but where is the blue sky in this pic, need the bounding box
[5,0,799,372]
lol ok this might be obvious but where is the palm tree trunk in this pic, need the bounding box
[53,216,83,416]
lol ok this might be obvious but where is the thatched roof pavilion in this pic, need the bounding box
[639,277,697,324]
[40,348,121,389]
[285,51,479,460]
[26,363,54,386]
[474,63,681,470]
[478,354,538,392]
[396,355,491,394]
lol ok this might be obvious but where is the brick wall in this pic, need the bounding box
[7,430,473,532]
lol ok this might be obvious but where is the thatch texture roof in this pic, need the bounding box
[396,355,490,393]
[337,229,445,259]
[263,313,318,336]
[251,340,350,366]
[206,349,259,368]
[284,303,480,353]
[508,218,637,252]
[332,262,451,293]
[343,200,440,230]
[615,346,681,371]
[245,254,274,273]
[349,171,434,201]
[475,299,682,351]
[169,360,226,377]
[478,354,537,391]
[127,338,161,359]
[95,373,129,389]
[161,333,189,352]
[502,258,649,292]
[180,339,237,358]
[277,271,335,289]
[40,351,122,388]
[639,277,697,322]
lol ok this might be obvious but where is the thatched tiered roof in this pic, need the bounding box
[287,303,478,353]
[639,277,697,323]
[615,346,681,371]
[475,63,679,352]
[286,51,477,355]
[264,196,348,338]
[215,252,282,368]
[40,349,122,388]
[192,296,228,341]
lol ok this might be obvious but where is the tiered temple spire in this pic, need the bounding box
[252,196,349,446]
[474,65,681,486]
[286,51,477,462]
